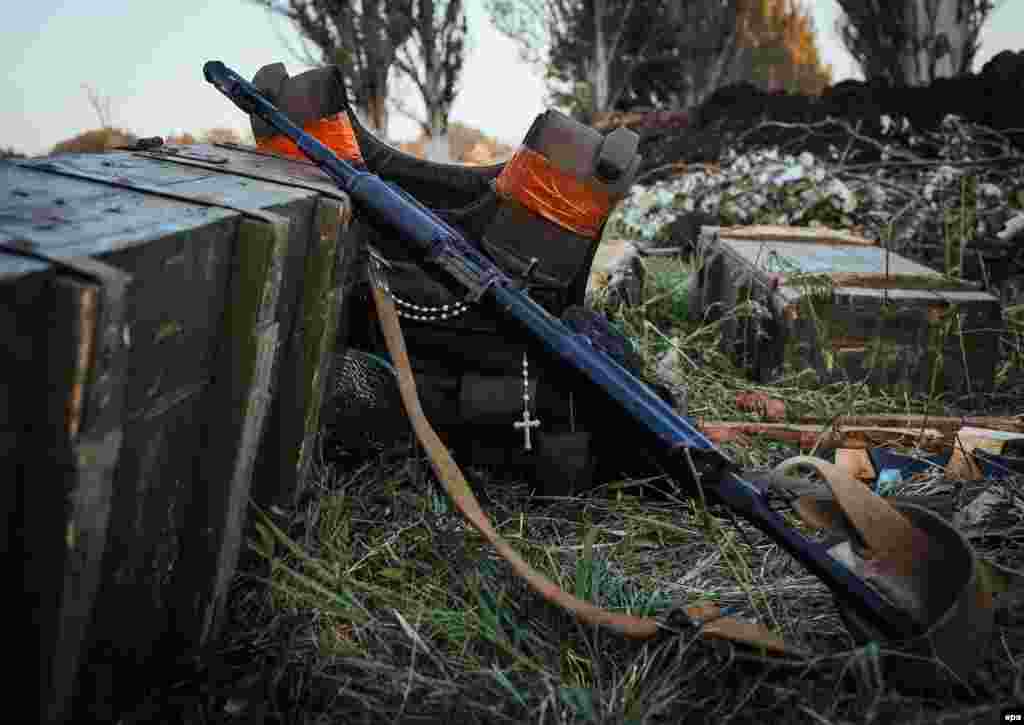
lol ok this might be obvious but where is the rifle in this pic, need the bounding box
[203,60,922,642]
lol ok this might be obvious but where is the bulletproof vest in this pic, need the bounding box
[250,63,644,495]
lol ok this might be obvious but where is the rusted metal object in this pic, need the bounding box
[1,143,359,723]
[777,456,993,687]
[836,502,994,689]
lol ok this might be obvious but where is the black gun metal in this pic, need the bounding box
[203,60,923,640]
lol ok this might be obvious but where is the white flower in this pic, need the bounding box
[999,214,1024,241]
[676,175,703,195]
[978,183,1003,201]
[825,179,857,213]
[699,193,720,214]
[934,165,957,186]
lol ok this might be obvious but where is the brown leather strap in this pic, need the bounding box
[777,455,994,682]
[368,257,796,653]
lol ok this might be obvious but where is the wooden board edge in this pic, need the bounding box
[26,266,130,724]
[175,214,289,648]
[294,196,353,492]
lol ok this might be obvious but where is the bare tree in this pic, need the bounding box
[390,0,468,160]
[659,1,746,110]
[82,83,114,129]
[252,1,416,136]
[487,0,742,122]
[836,0,999,86]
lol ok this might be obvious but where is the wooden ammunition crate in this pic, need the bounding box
[0,143,363,723]
[692,225,1002,396]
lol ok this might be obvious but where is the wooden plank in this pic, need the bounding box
[77,389,210,722]
[17,153,315,222]
[64,203,240,724]
[698,421,948,452]
[826,272,977,290]
[173,215,288,647]
[12,258,131,724]
[0,164,240,280]
[717,224,877,246]
[138,143,354,199]
[257,195,353,507]
[795,414,1024,434]
[21,273,101,725]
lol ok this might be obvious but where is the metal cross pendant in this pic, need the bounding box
[514,408,541,451]
[515,352,540,451]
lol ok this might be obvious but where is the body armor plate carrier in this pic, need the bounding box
[249,63,647,495]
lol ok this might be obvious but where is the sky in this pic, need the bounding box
[1,0,1020,156]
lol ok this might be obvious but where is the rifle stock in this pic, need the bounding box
[203,60,922,641]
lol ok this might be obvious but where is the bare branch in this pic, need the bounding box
[81,83,114,129]
[388,0,467,147]
[245,0,419,135]
[836,0,998,86]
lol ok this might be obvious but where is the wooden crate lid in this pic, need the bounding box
[716,224,877,246]
[705,225,986,294]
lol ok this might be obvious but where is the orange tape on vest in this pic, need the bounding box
[257,113,364,164]
[495,147,612,239]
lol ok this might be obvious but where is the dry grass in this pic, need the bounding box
[115,248,1024,724]
[122,454,1024,724]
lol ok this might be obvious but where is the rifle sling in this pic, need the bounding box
[368,261,796,655]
